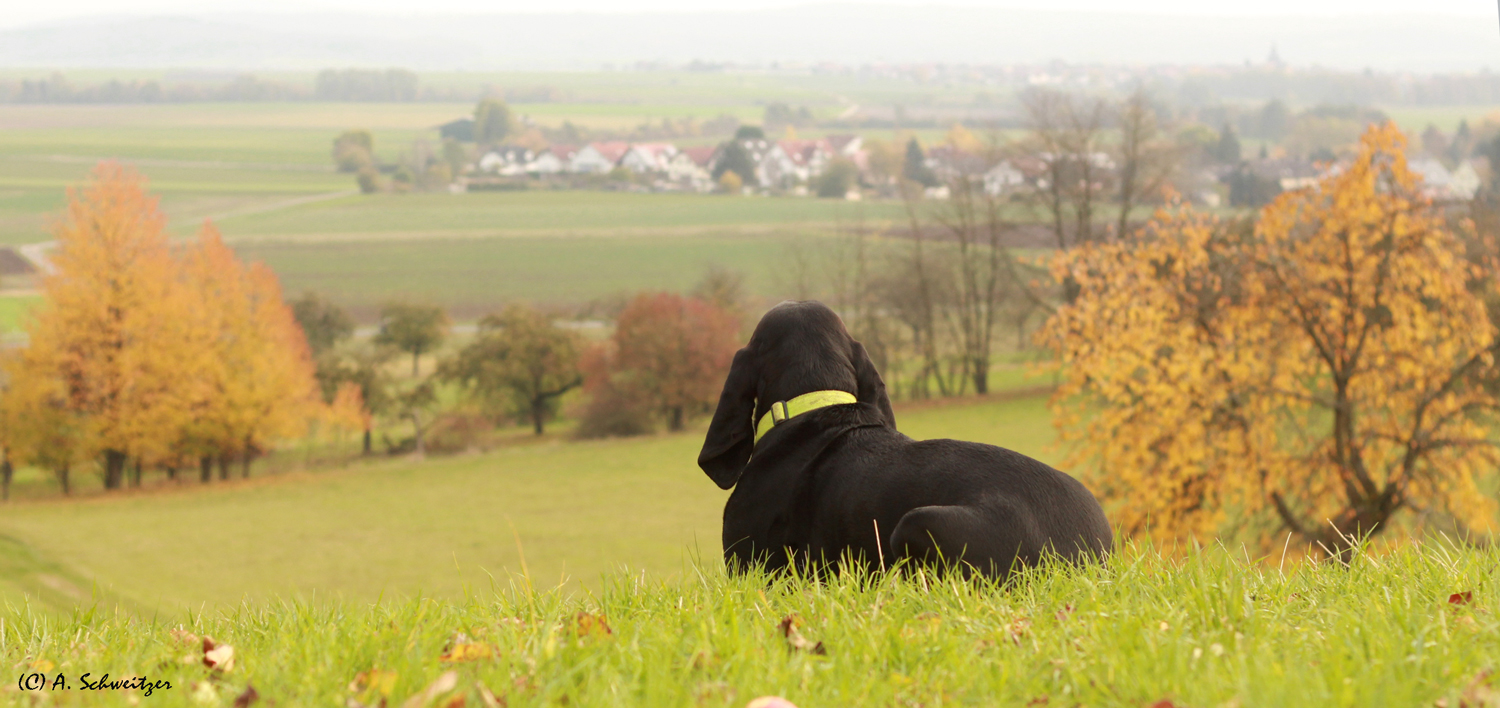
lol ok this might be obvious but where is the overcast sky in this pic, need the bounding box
[3,0,1493,28]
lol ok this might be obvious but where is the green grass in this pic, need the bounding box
[0,294,41,333]
[0,394,1056,613]
[3,541,1495,707]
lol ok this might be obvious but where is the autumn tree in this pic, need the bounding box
[439,304,582,435]
[181,225,321,479]
[375,302,449,376]
[0,352,93,495]
[22,163,198,489]
[1041,124,1500,558]
[603,293,739,431]
[316,345,394,455]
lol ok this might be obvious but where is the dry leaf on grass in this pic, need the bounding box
[1460,669,1500,708]
[202,637,235,672]
[475,682,505,708]
[1451,591,1475,606]
[776,615,826,655]
[348,670,399,697]
[233,685,259,708]
[401,671,458,708]
[440,643,494,663]
[746,697,798,708]
[574,612,612,638]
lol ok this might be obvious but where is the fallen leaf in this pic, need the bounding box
[574,612,612,638]
[1451,592,1475,606]
[233,685,260,708]
[170,629,200,647]
[777,614,826,655]
[348,670,399,697]
[1026,697,1049,707]
[1461,669,1498,708]
[475,681,505,708]
[1055,604,1074,622]
[401,671,458,708]
[746,697,798,708]
[28,660,53,672]
[440,696,466,708]
[439,643,494,663]
[1149,701,1180,708]
[202,637,235,672]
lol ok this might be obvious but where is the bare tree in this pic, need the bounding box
[929,171,1020,394]
[1113,87,1180,240]
[1020,88,1110,250]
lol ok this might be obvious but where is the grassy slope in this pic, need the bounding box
[0,395,1055,613]
[3,542,1495,707]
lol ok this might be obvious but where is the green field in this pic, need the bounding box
[0,393,1056,612]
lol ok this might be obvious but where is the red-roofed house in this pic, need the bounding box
[620,143,679,173]
[570,141,630,174]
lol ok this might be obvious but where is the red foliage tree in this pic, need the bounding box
[596,293,740,432]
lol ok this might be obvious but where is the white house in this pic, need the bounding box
[667,146,715,190]
[570,141,630,174]
[478,146,534,175]
[983,160,1025,196]
[778,139,836,183]
[619,143,678,173]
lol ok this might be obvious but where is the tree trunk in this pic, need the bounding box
[200,456,213,483]
[973,366,989,395]
[362,427,372,456]
[103,449,127,490]
[412,351,420,377]
[668,406,685,432]
[241,451,252,479]
[410,411,426,457]
[130,458,142,488]
[166,466,177,481]
[532,398,546,435]
[218,455,231,481]
[56,465,70,496]
[1,460,11,501]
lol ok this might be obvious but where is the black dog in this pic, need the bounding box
[697,301,1111,578]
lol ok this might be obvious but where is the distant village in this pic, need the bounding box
[332,96,1493,209]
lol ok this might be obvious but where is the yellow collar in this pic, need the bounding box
[753,390,858,444]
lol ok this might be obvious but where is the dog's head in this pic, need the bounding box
[697,300,895,489]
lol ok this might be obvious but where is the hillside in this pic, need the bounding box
[0,392,1055,614]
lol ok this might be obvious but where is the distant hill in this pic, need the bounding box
[0,5,1494,72]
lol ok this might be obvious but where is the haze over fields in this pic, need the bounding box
[0,5,1495,72]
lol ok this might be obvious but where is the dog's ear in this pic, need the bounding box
[698,347,758,489]
[852,340,896,428]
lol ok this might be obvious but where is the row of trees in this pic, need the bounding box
[0,164,354,497]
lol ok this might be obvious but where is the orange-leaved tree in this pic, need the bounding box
[21,163,201,488]
[180,224,321,478]
[1040,123,1500,557]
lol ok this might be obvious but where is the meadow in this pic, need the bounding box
[0,392,1056,612]
[3,389,1496,707]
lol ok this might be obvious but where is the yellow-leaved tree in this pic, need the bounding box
[17,163,200,489]
[1041,123,1500,557]
[180,224,321,479]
